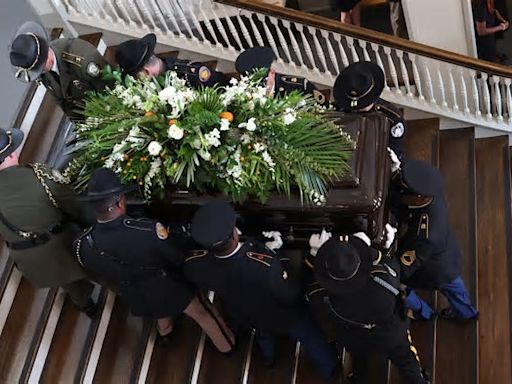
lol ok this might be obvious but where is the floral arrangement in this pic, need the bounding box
[67,68,354,204]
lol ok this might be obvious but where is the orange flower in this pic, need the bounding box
[219,111,234,122]
[169,119,177,126]
[145,111,155,117]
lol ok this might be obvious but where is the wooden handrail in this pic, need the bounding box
[215,0,512,78]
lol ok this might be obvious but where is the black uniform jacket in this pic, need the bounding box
[307,236,402,328]
[394,192,461,289]
[76,215,195,318]
[275,73,328,105]
[184,241,305,332]
[163,57,230,89]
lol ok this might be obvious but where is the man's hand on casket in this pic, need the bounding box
[387,147,401,173]
[309,229,332,256]
[262,231,283,250]
[384,223,398,249]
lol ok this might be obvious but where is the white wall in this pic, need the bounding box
[403,0,477,57]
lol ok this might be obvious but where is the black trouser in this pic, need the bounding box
[335,317,424,384]
[61,279,94,308]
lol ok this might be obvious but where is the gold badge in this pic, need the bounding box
[400,250,416,266]
[86,62,100,77]
[198,66,211,83]
[155,222,169,240]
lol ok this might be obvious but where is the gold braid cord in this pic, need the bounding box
[29,163,71,209]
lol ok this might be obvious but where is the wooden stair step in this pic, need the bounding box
[146,316,203,383]
[475,136,512,384]
[388,118,441,383]
[79,32,103,47]
[92,299,147,383]
[435,128,478,384]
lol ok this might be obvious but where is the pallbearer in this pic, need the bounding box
[184,201,337,379]
[9,22,109,120]
[76,168,235,349]
[115,33,230,88]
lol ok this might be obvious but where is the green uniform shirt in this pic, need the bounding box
[0,164,92,287]
[38,38,109,120]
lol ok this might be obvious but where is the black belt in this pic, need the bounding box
[6,223,64,250]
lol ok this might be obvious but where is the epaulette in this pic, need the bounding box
[123,218,153,231]
[416,213,429,239]
[74,226,93,267]
[185,250,208,262]
[246,251,273,267]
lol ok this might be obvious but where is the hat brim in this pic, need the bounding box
[11,21,49,81]
[127,33,157,75]
[235,47,276,74]
[314,239,372,294]
[333,62,385,111]
[78,184,136,202]
[0,128,25,162]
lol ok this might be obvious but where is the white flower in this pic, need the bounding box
[205,128,221,148]
[227,165,242,179]
[283,108,296,125]
[192,138,202,149]
[229,78,238,86]
[297,99,306,108]
[253,142,266,153]
[220,118,230,131]
[262,150,275,170]
[158,86,177,103]
[240,133,251,144]
[168,124,184,140]
[112,143,125,154]
[239,117,257,132]
[148,141,162,156]
[198,150,211,161]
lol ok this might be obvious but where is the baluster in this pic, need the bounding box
[358,40,371,62]
[270,17,292,63]
[82,0,96,17]
[281,19,306,67]
[236,14,255,47]
[221,6,244,50]
[480,73,492,119]
[334,34,350,68]
[396,51,412,97]
[199,6,223,47]
[127,0,145,27]
[170,0,195,39]
[322,30,341,75]
[62,0,79,15]
[294,23,316,69]
[146,0,170,34]
[102,0,120,24]
[505,79,512,122]
[459,68,470,114]
[447,67,458,111]
[139,0,159,30]
[471,71,481,117]
[371,43,389,91]
[492,75,503,120]
[384,47,400,93]
[409,54,424,101]
[308,26,328,73]
[88,0,106,19]
[436,63,448,108]
[245,11,265,46]
[183,1,208,42]
[423,64,436,104]
[116,0,136,27]
[256,14,280,59]
[345,36,359,62]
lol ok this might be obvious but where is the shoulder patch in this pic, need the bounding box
[123,218,153,231]
[185,250,208,262]
[313,89,326,104]
[390,122,405,138]
[246,251,272,267]
[198,66,211,83]
[155,222,169,240]
[86,62,100,77]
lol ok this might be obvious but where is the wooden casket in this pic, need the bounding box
[147,112,391,244]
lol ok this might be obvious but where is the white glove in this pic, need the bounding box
[387,147,401,173]
[384,223,398,249]
[352,232,371,246]
[308,229,332,256]
[262,231,283,251]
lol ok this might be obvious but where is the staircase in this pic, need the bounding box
[1,2,512,383]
